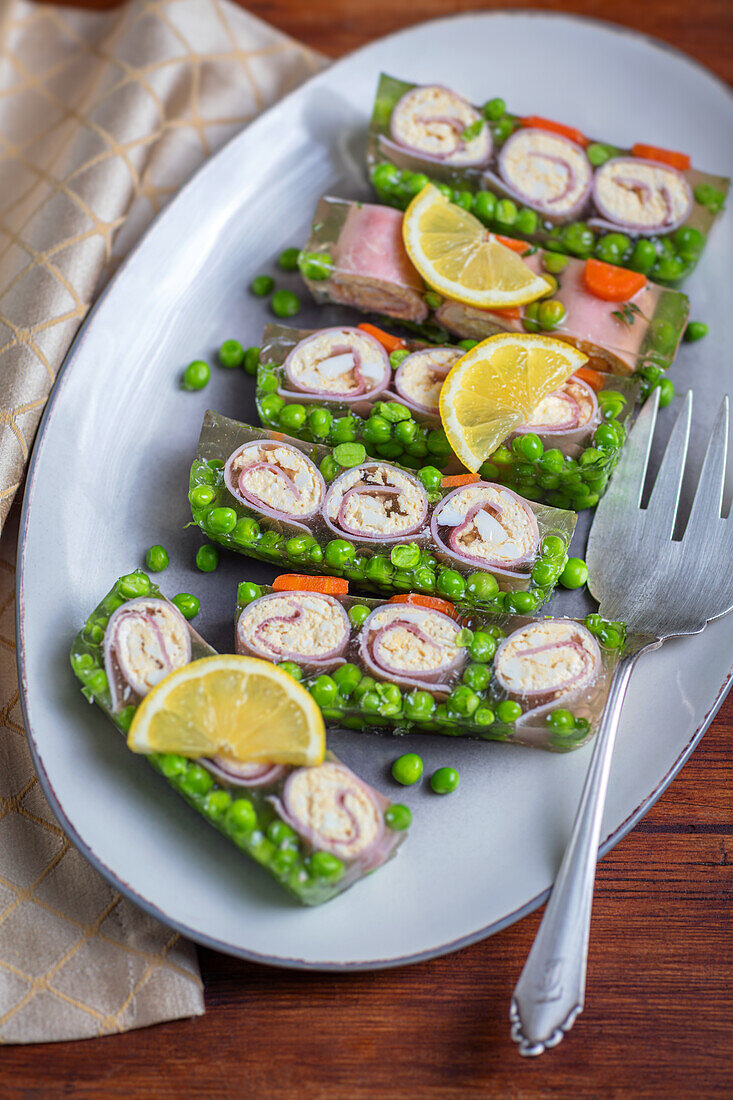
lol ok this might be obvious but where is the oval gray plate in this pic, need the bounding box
[17,11,733,969]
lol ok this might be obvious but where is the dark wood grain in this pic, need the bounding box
[4,2,732,1096]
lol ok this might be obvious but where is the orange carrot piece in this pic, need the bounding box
[272,574,349,595]
[488,307,521,321]
[521,115,588,148]
[389,593,458,619]
[583,258,647,302]
[357,323,407,353]
[268,431,286,441]
[574,366,605,393]
[441,472,480,488]
[494,235,531,254]
[631,143,691,171]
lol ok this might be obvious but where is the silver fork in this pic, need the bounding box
[510,388,733,1057]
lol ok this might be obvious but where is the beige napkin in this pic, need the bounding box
[0,0,322,1043]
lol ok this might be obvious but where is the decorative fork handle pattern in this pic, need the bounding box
[510,643,658,1056]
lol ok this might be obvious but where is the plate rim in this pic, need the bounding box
[15,8,733,971]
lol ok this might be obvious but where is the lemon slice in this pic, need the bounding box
[402,184,550,309]
[127,655,325,766]
[439,333,588,472]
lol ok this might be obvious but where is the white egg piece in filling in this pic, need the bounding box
[391,85,491,166]
[326,464,426,537]
[286,762,381,859]
[286,329,387,396]
[366,605,460,674]
[228,443,323,515]
[495,620,599,697]
[439,485,537,563]
[499,129,592,218]
[395,347,462,412]
[525,379,595,430]
[237,594,348,662]
[593,158,692,231]
[107,599,190,698]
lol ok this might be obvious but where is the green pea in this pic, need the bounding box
[190,485,217,511]
[157,753,188,778]
[652,256,685,282]
[496,699,522,723]
[172,593,200,620]
[278,246,300,272]
[466,572,499,603]
[218,339,244,369]
[259,531,283,556]
[627,239,657,274]
[546,708,575,731]
[359,691,381,713]
[541,534,565,559]
[492,118,515,144]
[85,670,108,695]
[413,566,436,592]
[307,407,333,438]
[237,582,262,606]
[531,561,556,587]
[298,250,333,281]
[417,465,443,491]
[473,706,495,727]
[491,444,514,467]
[195,544,219,573]
[684,321,708,343]
[348,603,370,628]
[586,142,618,167]
[371,162,401,192]
[226,799,257,834]
[331,417,358,444]
[514,433,543,461]
[117,572,151,599]
[206,507,237,535]
[562,222,594,257]
[395,419,419,447]
[310,849,346,880]
[495,198,517,226]
[250,274,274,297]
[343,553,368,581]
[483,97,505,121]
[594,232,630,265]
[231,518,259,547]
[473,191,497,224]
[427,429,452,459]
[592,423,618,451]
[324,539,356,568]
[436,569,465,601]
[363,415,392,444]
[468,631,496,663]
[181,764,214,798]
[145,545,169,573]
[559,557,588,589]
[385,804,412,831]
[515,208,539,235]
[673,226,704,254]
[657,378,675,408]
[278,404,307,431]
[259,393,285,421]
[390,348,410,369]
[506,590,537,614]
[537,299,566,331]
[286,535,315,558]
[462,663,491,691]
[406,172,430,197]
[391,753,423,786]
[377,400,412,423]
[451,190,473,212]
[182,359,210,391]
[447,685,480,716]
[388,543,419,570]
[404,690,435,721]
[311,674,337,707]
[240,346,259,376]
[202,790,232,822]
[430,767,460,794]
[270,289,300,318]
[693,182,725,212]
[541,252,569,274]
[333,663,361,696]
[320,455,339,481]
[366,555,393,585]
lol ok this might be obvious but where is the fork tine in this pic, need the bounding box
[602,387,659,509]
[686,396,729,529]
[644,390,692,537]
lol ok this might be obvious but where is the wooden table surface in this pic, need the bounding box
[5,2,732,1097]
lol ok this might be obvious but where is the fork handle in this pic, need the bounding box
[509,649,646,1056]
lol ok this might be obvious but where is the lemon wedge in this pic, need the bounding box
[439,333,588,472]
[402,184,550,309]
[127,655,325,767]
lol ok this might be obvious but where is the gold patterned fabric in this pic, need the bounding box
[0,0,323,1043]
